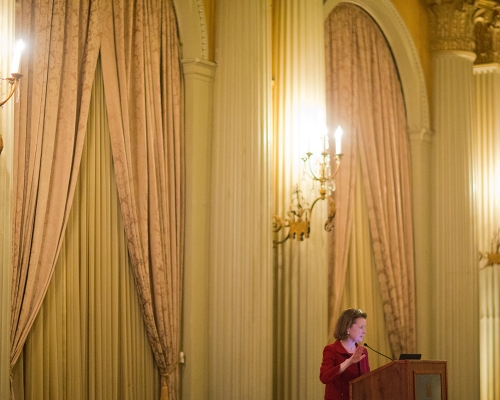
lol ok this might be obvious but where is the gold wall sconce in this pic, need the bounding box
[273,126,343,246]
[479,229,500,268]
[1,39,25,154]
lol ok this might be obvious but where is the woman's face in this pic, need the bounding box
[348,317,367,343]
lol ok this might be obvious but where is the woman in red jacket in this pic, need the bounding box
[320,308,370,399]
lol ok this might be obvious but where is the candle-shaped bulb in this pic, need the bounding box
[334,126,343,155]
[323,128,329,153]
[11,39,25,75]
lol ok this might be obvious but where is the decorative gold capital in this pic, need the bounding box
[426,0,477,52]
[426,0,500,62]
[474,1,500,63]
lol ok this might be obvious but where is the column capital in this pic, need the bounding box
[426,0,477,52]
[474,1,500,63]
[181,58,217,80]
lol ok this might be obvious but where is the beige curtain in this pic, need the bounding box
[325,4,416,356]
[1,0,15,398]
[338,165,392,370]
[16,60,159,400]
[100,0,184,398]
[11,0,101,394]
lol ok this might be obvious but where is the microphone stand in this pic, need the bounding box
[364,343,394,361]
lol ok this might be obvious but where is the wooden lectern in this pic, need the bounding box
[349,360,447,400]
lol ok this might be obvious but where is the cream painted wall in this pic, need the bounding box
[391,0,433,122]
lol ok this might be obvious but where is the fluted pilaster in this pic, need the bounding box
[408,128,433,360]
[473,64,500,400]
[272,0,327,399]
[181,58,216,400]
[428,2,479,399]
[433,52,479,400]
[210,1,273,399]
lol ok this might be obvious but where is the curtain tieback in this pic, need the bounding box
[160,355,183,400]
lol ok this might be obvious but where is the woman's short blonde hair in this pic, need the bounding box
[333,308,367,340]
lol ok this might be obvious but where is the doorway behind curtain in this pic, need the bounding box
[13,59,160,400]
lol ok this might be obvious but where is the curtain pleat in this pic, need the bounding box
[271,0,327,397]
[0,0,15,398]
[11,0,101,394]
[325,4,416,356]
[100,0,184,398]
[18,60,160,400]
[324,3,358,333]
[338,164,392,370]
[12,0,183,397]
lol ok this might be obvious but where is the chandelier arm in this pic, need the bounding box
[302,153,322,181]
[328,155,341,180]
[0,74,22,107]
[308,196,337,232]
[303,169,317,181]
[0,79,17,107]
[272,215,291,246]
[303,153,343,185]
[272,215,289,233]
[273,233,290,247]
[309,196,324,215]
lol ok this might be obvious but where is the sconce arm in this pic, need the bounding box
[309,195,337,233]
[479,229,500,269]
[0,74,22,107]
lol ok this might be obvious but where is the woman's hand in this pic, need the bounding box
[339,345,366,373]
[350,345,366,364]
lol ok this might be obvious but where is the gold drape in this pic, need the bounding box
[1,0,15,398]
[11,0,101,393]
[101,0,184,398]
[17,60,159,400]
[325,4,416,357]
[12,0,184,398]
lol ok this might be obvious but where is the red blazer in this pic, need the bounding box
[320,340,370,400]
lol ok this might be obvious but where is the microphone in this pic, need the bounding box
[364,343,394,361]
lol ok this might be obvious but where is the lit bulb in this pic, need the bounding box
[11,39,25,75]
